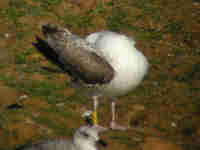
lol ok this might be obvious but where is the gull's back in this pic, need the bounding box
[34,24,114,85]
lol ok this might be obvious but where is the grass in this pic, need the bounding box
[0,63,9,69]
[15,53,27,65]
[173,63,200,83]
[1,0,50,23]
[63,13,94,28]
[32,115,73,136]
[106,7,128,31]
[0,113,10,133]
[40,107,73,118]
[0,0,200,149]
[110,135,137,146]
[92,3,106,14]
[14,47,62,78]
[152,124,168,133]
[164,20,184,35]
[135,28,163,41]
[5,0,26,21]
[32,0,62,5]
[0,75,69,104]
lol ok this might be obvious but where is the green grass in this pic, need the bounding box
[16,30,33,40]
[15,53,27,65]
[5,0,26,21]
[0,0,199,149]
[14,47,61,77]
[0,73,86,106]
[134,0,152,8]
[137,28,163,40]
[0,113,10,133]
[173,63,200,83]
[40,107,73,118]
[32,115,74,136]
[91,3,106,14]
[15,63,59,76]
[0,63,9,69]
[1,0,48,23]
[153,124,168,132]
[0,75,69,104]
[110,134,137,147]
[62,13,94,28]
[134,0,161,22]
[14,47,36,64]
[6,7,26,21]
[32,0,62,5]
[106,7,128,32]
[149,57,162,65]
[164,20,184,35]
[27,5,47,16]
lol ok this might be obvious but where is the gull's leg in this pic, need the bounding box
[91,96,108,130]
[92,96,98,125]
[82,95,99,126]
[110,100,128,130]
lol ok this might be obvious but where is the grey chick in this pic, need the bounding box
[17,126,107,150]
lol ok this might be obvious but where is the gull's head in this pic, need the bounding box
[74,126,107,150]
[41,23,72,37]
[40,23,72,49]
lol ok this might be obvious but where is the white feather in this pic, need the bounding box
[86,31,149,97]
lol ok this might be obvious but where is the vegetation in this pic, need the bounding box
[0,0,199,149]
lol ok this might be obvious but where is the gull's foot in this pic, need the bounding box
[110,121,128,131]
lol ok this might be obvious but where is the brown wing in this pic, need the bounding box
[33,24,114,84]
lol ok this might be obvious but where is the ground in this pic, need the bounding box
[0,0,200,150]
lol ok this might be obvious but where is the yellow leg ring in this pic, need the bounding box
[92,111,98,125]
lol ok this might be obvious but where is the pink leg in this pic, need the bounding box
[110,101,128,130]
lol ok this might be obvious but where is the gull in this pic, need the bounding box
[33,24,148,130]
[18,125,107,150]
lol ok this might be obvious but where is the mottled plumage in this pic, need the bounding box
[33,24,114,85]
[17,126,107,150]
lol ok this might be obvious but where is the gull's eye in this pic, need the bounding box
[81,132,89,138]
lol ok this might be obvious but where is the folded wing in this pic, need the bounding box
[33,24,114,84]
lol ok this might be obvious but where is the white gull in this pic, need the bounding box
[33,24,148,130]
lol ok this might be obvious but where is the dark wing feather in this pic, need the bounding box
[33,37,79,81]
[33,37,64,70]
[33,24,114,84]
[15,140,73,150]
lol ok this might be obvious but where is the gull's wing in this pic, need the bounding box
[16,139,74,150]
[33,24,114,84]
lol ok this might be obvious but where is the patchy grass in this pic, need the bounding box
[0,75,70,104]
[0,0,200,149]
[164,21,184,35]
[106,7,128,31]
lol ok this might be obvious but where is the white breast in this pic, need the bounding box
[86,31,148,97]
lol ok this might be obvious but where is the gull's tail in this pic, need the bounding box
[32,36,65,71]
